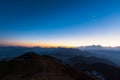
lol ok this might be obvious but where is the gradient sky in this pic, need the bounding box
[0,0,120,47]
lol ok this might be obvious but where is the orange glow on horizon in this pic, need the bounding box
[0,38,120,48]
[0,41,73,48]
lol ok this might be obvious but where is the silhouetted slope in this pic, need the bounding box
[66,56,120,80]
[66,56,116,68]
[86,63,120,80]
[0,52,98,80]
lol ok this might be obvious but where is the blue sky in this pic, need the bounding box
[0,0,120,47]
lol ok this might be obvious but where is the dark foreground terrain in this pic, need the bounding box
[0,52,98,80]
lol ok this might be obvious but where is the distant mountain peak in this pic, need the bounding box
[79,45,120,50]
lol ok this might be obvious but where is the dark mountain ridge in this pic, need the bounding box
[86,63,120,80]
[66,56,120,80]
[0,52,98,80]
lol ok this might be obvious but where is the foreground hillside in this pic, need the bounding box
[0,52,97,80]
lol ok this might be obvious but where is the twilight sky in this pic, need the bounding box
[0,0,120,47]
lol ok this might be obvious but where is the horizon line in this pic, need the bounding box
[0,44,120,48]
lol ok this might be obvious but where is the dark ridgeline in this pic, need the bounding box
[86,63,120,80]
[0,52,98,80]
[66,55,120,80]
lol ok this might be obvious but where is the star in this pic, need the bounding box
[92,16,96,18]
